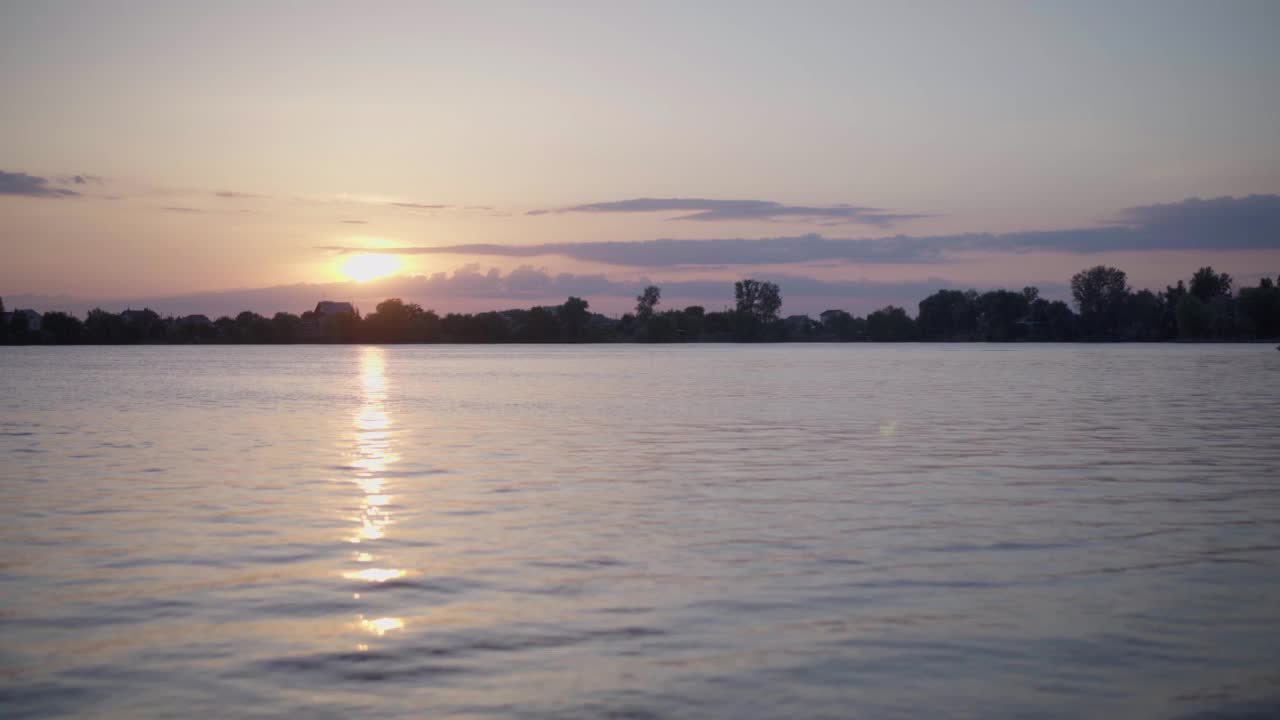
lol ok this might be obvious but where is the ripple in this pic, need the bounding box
[5,344,1280,718]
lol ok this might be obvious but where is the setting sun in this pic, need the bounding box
[338,253,402,282]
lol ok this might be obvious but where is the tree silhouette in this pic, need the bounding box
[733,279,782,323]
[560,296,590,341]
[732,279,782,340]
[1071,266,1130,338]
[1189,266,1233,302]
[635,286,661,321]
[976,289,1030,341]
[867,306,916,341]
[41,312,83,344]
[6,263,1278,345]
[1176,294,1212,339]
[917,289,978,340]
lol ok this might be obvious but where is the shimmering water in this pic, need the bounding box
[2,345,1279,719]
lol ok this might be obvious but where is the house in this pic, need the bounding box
[301,301,358,341]
[315,301,356,317]
[11,308,42,332]
[784,314,814,335]
[820,309,852,326]
[586,313,616,333]
[121,308,158,324]
[177,314,213,327]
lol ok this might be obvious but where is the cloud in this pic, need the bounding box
[0,170,81,198]
[389,201,451,210]
[161,206,203,213]
[321,195,1280,267]
[322,235,938,265]
[1112,194,1280,247]
[214,190,263,199]
[528,197,927,227]
[316,232,1065,266]
[341,219,368,224]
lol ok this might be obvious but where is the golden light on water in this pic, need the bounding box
[337,253,402,282]
[359,616,405,636]
[343,567,407,583]
[347,348,398,546]
[342,347,409,639]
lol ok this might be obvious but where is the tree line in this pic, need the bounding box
[2,266,1278,345]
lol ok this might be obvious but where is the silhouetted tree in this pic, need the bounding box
[213,316,238,341]
[84,309,129,343]
[442,311,509,342]
[41,312,83,344]
[976,289,1029,341]
[9,265,1279,346]
[635,286,661,320]
[1176,294,1212,339]
[235,311,272,343]
[521,307,560,342]
[1071,265,1130,338]
[703,310,735,337]
[270,312,303,343]
[734,279,782,323]
[672,306,705,338]
[7,309,31,343]
[1026,298,1077,340]
[1120,290,1167,341]
[1190,267,1233,302]
[364,298,433,342]
[630,286,664,340]
[917,289,979,340]
[867,305,916,341]
[560,296,590,341]
[1159,281,1188,338]
[172,315,218,343]
[817,309,866,341]
[732,279,782,340]
[1238,276,1280,338]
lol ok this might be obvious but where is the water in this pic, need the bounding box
[2,344,1279,719]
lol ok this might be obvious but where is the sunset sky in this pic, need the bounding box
[3,1,1279,316]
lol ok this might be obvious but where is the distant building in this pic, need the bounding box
[120,308,157,324]
[12,309,42,332]
[300,301,357,341]
[820,309,852,326]
[784,314,814,334]
[314,301,356,317]
[586,313,616,333]
[177,314,213,326]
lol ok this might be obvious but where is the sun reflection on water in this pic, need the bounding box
[359,615,405,636]
[347,347,399,547]
[344,347,407,639]
[343,567,407,583]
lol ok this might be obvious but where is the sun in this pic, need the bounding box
[338,253,403,282]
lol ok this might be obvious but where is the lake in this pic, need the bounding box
[2,344,1279,719]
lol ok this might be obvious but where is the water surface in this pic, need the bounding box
[2,345,1279,718]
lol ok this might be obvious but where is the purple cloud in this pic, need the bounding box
[528,197,927,227]
[321,195,1280,267]
[0,170,80,198]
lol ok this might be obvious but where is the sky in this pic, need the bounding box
[2,1,1279,317]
